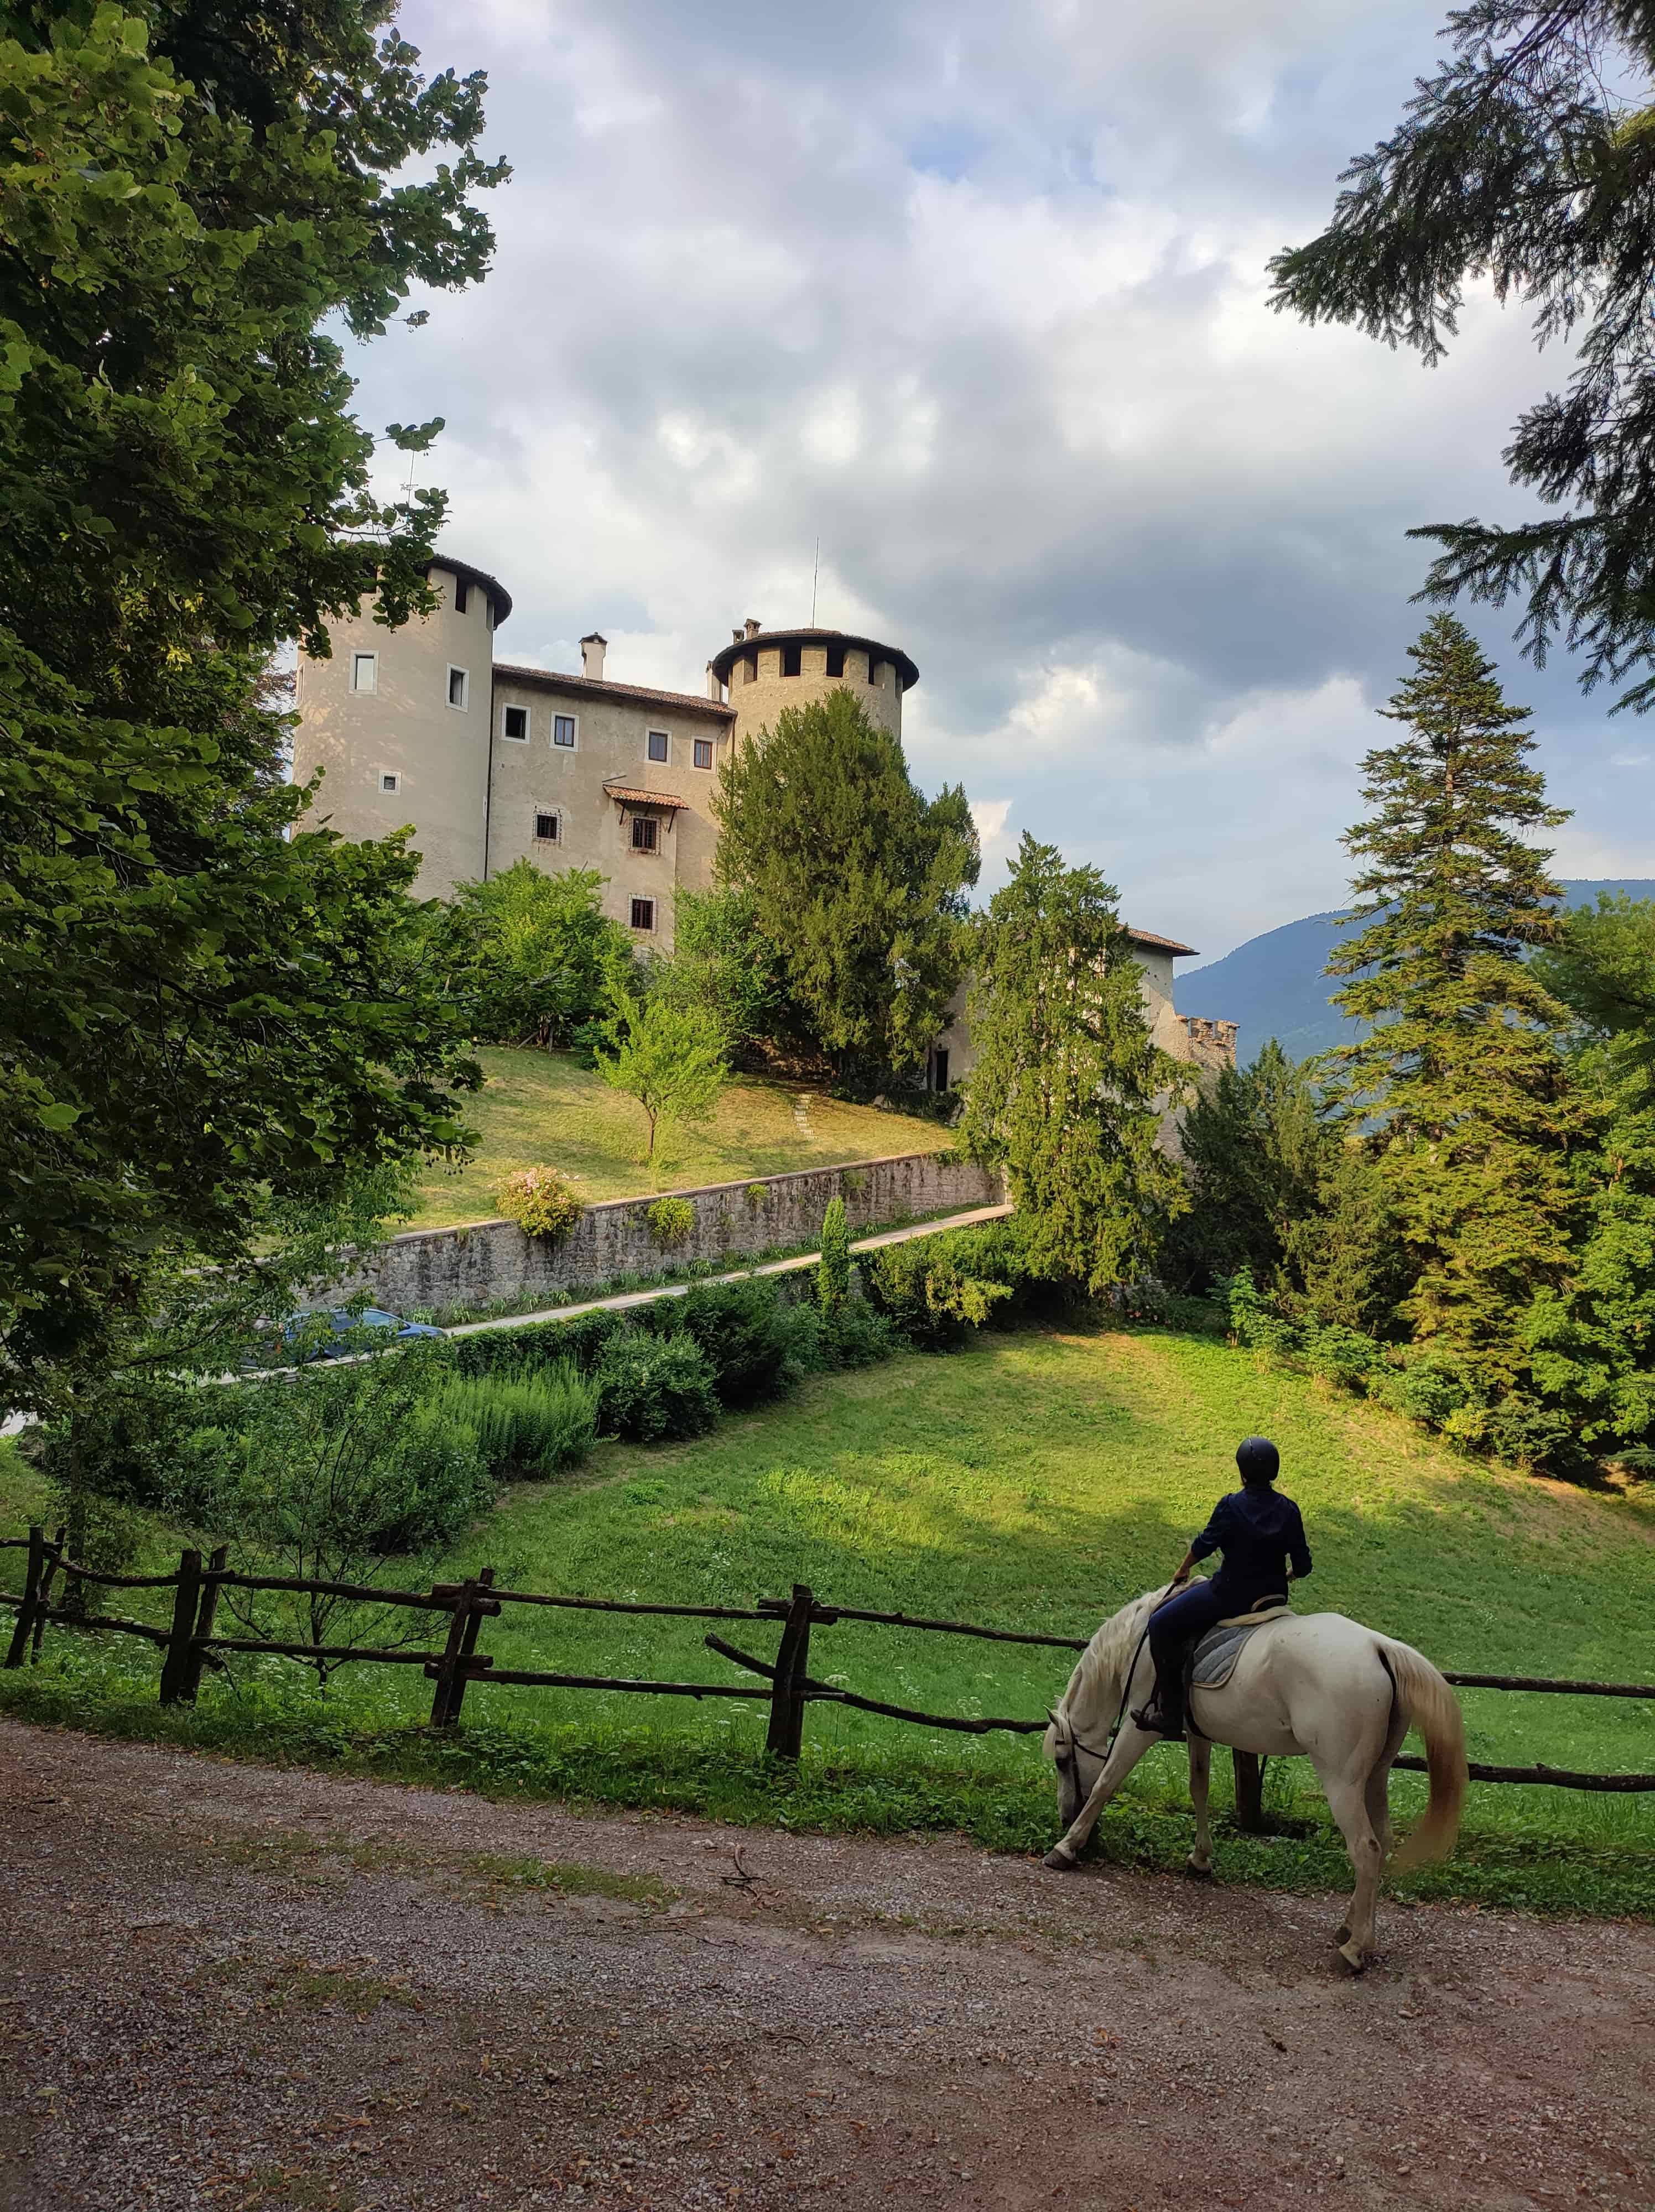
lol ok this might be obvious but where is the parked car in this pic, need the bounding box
[273,1307,447,1363]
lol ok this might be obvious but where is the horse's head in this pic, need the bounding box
[1044,1587,1169,1827]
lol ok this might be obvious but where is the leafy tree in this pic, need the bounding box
[714,690,977,1086]
[1,4,503,1410]
[1163,1041,1334,1293]
[1534,891,1655,1100]
[446,860,633,1047]
[1324,615,1595,1374]
[816,1196,851,1318]
[1269,2,1655,710]
[960,835,1189,1294]
[594,988,728,1160]
[649,884,787,1060]
[182,1342,492,1687]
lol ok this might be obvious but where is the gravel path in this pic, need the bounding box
[2,1719,1650,2212]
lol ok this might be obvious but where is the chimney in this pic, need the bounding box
[580,631,607,680]
[731,627,745,646]
[743,617,761,639]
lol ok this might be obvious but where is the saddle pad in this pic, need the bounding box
[1190,1605,1290,1692]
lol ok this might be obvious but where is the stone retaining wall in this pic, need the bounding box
[342,1151,1004,1315]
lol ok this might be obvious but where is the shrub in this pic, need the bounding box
[818,1296,898,1369]
[746,1181,768,1207]
[595,1331,720,1442]
[444,1306,626,1384]
[861,1236,1012,1350]
[439,1364,600,1479]
[637,1277,821,1407]
[647,1195,696,1249]
[497,1166,582,1241]
[816,1197,850,1319]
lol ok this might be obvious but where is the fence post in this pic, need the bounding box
[766,1584,815,1759]
[426,1571,499,1728]
[178,1546,228,1704]
[445,1567,496,1726]
[33,1527,66,1663]
[158,1550,203,1706]
[1232,1749,1264,1833]
[3,1527,45,1670]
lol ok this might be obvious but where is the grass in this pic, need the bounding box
[408,1047,953,1229]
[5,1326,1654,1917]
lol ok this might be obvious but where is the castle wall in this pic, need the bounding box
[292,565,493,898]
[727,640,904,748]
[486,671,731,948]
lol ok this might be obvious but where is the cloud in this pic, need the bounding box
[351,0,1655,960]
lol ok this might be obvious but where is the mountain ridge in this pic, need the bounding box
[1176,880,1655,1063]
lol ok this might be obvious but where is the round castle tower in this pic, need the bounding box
[708,619,918,745]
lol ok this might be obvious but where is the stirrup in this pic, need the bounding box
[1131,1701,1183,1741]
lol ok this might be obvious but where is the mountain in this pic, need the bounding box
[1177,881,1655,1065]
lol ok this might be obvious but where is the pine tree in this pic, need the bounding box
[1325,615,1594,1373]
[960,836,1188,1293]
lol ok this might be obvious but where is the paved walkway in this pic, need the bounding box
[444,1202,1013,1338]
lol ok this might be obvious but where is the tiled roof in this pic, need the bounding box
[709,625,919,692]
[493,661,735,721]
[603,784,688,809]
[1125,926,1198,957]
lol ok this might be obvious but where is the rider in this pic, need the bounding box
[1131,1435,1311,1743]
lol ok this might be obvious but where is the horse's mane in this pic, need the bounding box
[1060,1585,1175,1718]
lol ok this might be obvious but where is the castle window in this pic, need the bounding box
[553,713,577,748]
[632,815,659,853]
[630,896,655,932]
[455,579,470,614]
[867,656,883,688]
[447,665,469,710]
[379,772,400,794]
[501,703,528,742]
[534,811,560,843]
[782,641,802,677]
[743,655,758,684]
[693,737,714,770]
[351,651,378,694]
[825,644,844,678]
[647,729,669,764]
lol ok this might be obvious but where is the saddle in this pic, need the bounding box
[1187,1594,1292,1696]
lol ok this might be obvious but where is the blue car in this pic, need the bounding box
[277,1307,447,1361]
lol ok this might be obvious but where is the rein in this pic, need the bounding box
[1053,1617,1154,1774]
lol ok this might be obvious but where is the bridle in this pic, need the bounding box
[1049,1618,1154,1799]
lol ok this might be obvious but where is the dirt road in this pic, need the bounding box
[2,1720,1649,2211]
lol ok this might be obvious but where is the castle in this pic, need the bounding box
[293,553,1236,1086]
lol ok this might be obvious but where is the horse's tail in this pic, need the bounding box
[1378,1638,1467,1870]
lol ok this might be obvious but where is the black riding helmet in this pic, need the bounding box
[1236,1434,1279,1487]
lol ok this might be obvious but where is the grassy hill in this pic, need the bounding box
[407,1048,954,1228]
[6,1321,1652,1913]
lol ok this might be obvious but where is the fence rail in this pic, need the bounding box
[2,1528,1651,1819]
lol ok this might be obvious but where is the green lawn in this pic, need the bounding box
[408,1048,953,1228]
[6,1322,1654,1913]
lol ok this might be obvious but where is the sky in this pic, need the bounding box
[350,0,1655,969]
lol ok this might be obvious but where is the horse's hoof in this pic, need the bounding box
[1183,1856,1214,1882]
[1043,1846,1078,1872]
[1337,1938,1367,1975]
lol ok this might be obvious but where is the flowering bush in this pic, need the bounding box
[496,1166,582,1241]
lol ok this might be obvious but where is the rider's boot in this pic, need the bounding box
[1131,1673,1186,1742]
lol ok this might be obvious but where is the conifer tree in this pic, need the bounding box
[1325,614,1594,1373]
[960,836,1188,1293]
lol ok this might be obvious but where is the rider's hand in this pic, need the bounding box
[1172,1568,1190,1586]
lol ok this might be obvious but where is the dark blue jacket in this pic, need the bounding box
[1191,1487,1311,1604]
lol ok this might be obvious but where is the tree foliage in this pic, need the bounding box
[1269,2,1655,710]
[0,3,503,1404]
[713,690,977,1086]
[1163,1041,1334,1295]
[959,835,1189,1294]
[648,884,787,1061]
[594,989,728,1161]
[1322,615,1593,1371]
[446,860,633,1048]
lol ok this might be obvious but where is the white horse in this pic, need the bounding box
[1042,1586,1468,1971]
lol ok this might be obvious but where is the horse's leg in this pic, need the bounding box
[1043,1722,1157,1869]
[1185,1736,1213,1878]
[1320,1764,1384,1974]
[1365,1697,1409,1866]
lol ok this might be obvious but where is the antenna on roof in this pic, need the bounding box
[811,536,820,627]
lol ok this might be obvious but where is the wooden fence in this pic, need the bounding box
[4,1528,1652,1831]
